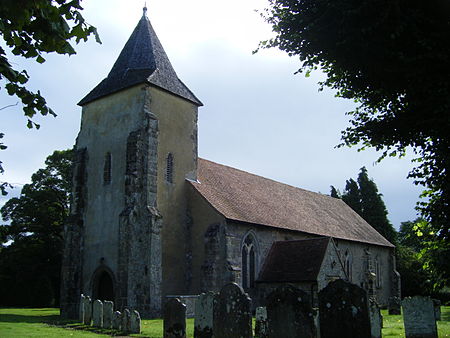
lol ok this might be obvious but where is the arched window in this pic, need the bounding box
[166,153,174,183]
[103,152,112,185]
[242,233,258,289]
[344,250,353,282]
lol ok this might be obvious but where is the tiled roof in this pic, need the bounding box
[79,10,202,106]
[257,238,331,282]
[190,159,394,248]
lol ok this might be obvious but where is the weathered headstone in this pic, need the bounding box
[79,294,85,323]
[255,306,268,338]
[83,296,92,325]
[388,296,401,315]
[164,298,186,338]
[433,299,441,321]
[369,299,382,338]
[130,310,141,334]
[112,311,121,331]
[194,292,214,338]
[318,279,371,338]
[92,299,103,327]
[103,301,113,329]
[122,308,131,334]
[266,285,316,338]
[213,282,252,338]
[402,296,437,338]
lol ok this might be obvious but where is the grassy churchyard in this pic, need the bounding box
[0,307,449,337]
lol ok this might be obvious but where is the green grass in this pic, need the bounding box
[381,307,450,337]
[1,306,449,337]
[0,308,193,337]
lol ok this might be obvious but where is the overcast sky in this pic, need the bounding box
[0,0,422,228]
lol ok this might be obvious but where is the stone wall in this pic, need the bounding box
[117,87,163,317]
[76,85,146,296]
[60,148,88,318]
[194,220,396,307]
[150,87,199,297]
[187,184,226,294]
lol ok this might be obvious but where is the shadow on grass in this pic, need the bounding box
[0,313,60,324]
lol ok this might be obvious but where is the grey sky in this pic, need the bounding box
[0,0,422,227]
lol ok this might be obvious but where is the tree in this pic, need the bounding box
[330,185,340,198]
[331,167,397,244]
[357,167,397,244]
[0,1,99,192]
[341,178,362,216]
[260,0,450,239]
[0,149,72,306]
[398,218,426,252]
[397,218,449,293]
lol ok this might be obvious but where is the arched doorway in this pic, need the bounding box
[92,268,115,302]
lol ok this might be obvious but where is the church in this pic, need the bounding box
[60,8,400,318]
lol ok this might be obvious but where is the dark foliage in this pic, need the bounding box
[261,0,450,240]
[0,1,99,192]
[331,167,397,244]
[0,149,72,306]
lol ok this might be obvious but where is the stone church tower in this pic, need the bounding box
[60,7,202,318]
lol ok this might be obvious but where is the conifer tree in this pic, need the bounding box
[331,168,397,244]
[357,167,397,244]
[342,179,362,216]
[330,186,340,198]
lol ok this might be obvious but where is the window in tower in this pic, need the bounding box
[166,153,174,183]
[103,152,112,185]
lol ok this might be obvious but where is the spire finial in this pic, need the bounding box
[143,2,148,17]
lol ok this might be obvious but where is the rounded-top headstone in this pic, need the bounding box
[213,283,252,338]
[164,298,186,338]
[318,279,371,338]
[266,285,316,338]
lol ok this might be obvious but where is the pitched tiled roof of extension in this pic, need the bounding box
[257,238,331,282]
[79,9,202,106]
[189,158,394,248]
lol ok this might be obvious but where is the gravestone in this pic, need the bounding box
[83,296,92,325]
[402,296,437,338]
[164,298,186,338]
[255,307,268,338]
[130,310,141,334]
[433,299,441,321]
[318,279,371,338]
[194,292,214,338]
[388,296,401,315]
[112,311,121,331]
[369,299,382,338]
[79,294,85,323]
[122,308,131,334]
[92,299,103,327]
[213,283,252,338]
[103,301,113,329]
[266,285,316,338]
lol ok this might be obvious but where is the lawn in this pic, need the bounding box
[0,306,449,337]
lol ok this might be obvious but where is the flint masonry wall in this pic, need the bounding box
[190,217,395,307]
[333,239,396,306]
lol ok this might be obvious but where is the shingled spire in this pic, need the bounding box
[79,8,202,106]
